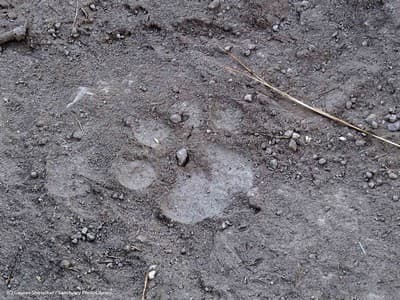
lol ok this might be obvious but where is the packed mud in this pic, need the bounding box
[1,0,400,299]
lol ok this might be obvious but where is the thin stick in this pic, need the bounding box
[72,113,84,133]
[141,272,149,300]
[0,22,28,45]
[71,0,80,36]
[223,52,400,149]
[359,241,367,255]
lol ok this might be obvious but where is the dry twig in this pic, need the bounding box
[223,50,400,149]
[71,0,80,36]
[140,272,150,300]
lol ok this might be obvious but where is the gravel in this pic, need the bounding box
[169,113,182,124]
[355,139,366,146]
[292,132,300,139]
[288,139,297,151]
[261,142,267,150]
[148,270,157,280]
[387,121,400,132]
[284,130,293,138]
[176,148,188,166]
[244,94,253,102]
[60,259,71,269]
[87,233,96,242]
[71,130,84,140]
[270,159,278,169]
[384,114,398,123]
[208,0,221,10]
[365,114,378,129]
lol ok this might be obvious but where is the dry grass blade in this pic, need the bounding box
[223,52,400,149]
[140,272,149,300]
[71,0,80,36]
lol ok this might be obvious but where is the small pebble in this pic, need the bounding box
[71,130,84,140]
[265,148,273,155]
[384,114,398,123]
[208,0,221,10]
[81,227,88,235]
[71,27,79,38]
[339,136,347,142]
[284,130,293,138]
[169,113,182,124]
[295,0,310,11]
[368,181,376,189]
[7,11,17,20]
[370,121,378,129]
[272,24,279,32]
[365,114,378,129]
[387,121,400,132]
[318,158,327,165]
[388,172,398,180]
[89,3,96,10]
[365,171,373,179]
[288,139,297,151]
[270,159,278,169]
[308,253,317,260]
[171,86,180,93]
[243,49,251,57]
[60,259,71,269]
[345,101,353,110]
[244,94,253,102]
[355,139,366,146]
[87,233,96,242]
[30,171,38,179]
[292,132,301,139]
[247,43,256,51]
[392,195,399,202]
[176,148,188,166]
[224,45,232,52]
[261,142,267,150]
[180,247,187,255]
[148,270,157,280]
[221,220,232,229]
